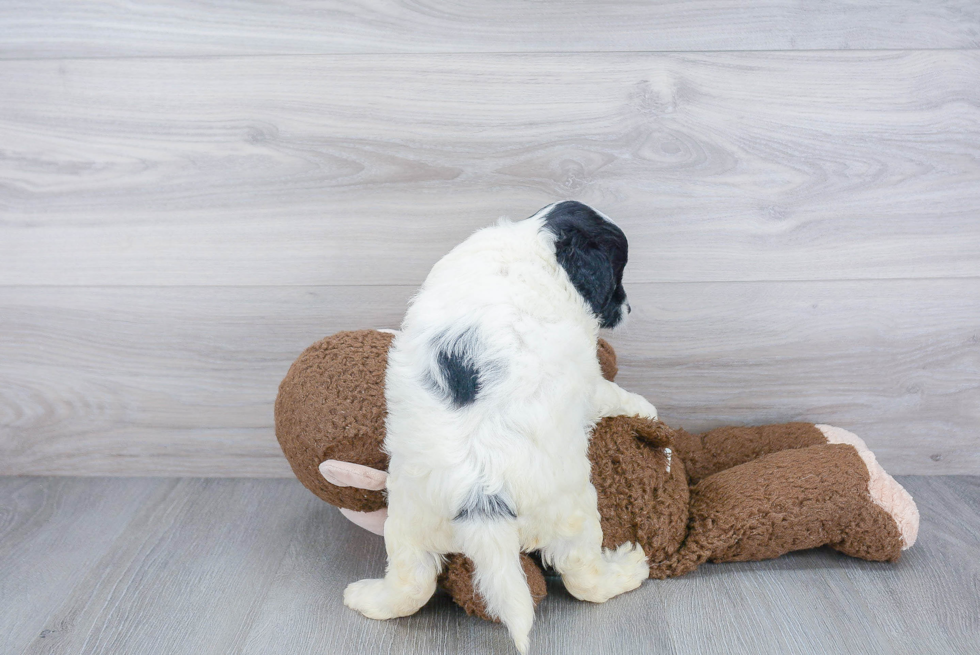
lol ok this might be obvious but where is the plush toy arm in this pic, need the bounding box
[670,422,832,483]
[320,460,389,535]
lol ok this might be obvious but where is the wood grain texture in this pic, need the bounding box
[0,285,414,477]
[0,477,167,654]
[16,478,311,655]
[1,279,976,476]
[2,476,976,655]
[645,476,980,655]
[1,1,979,58]
[1,51,979,286]
[616,280,980,475]
[839,476,980,654]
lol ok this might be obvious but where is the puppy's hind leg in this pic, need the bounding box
[344,514,441,620]
[541,487,648,604]
[454,494,535,654]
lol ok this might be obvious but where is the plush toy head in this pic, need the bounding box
[274,329,393,513]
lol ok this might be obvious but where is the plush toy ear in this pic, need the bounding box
[596,337,618,381]
[319,460,388,490]
[320,460,389,536]
[631,418,673,449]
[338,507,388,536]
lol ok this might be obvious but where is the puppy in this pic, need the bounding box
[344,201,657,653]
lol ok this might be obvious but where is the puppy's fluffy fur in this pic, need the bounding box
[344,202,657,653]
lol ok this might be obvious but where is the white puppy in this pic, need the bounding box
[344,201,657,653]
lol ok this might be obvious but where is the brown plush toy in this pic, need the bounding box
[275,330,919,620]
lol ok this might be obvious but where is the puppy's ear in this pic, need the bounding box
[541,201,628,328]
[556,229,618,308]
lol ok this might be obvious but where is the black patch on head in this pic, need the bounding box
[424,327,485,409]
[540,201,629,328]
[453,491,517,522]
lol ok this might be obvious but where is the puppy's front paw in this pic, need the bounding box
[600,542,649,598]
[563,542,648,603]
[344,579,396,620]
[624,393,658,420]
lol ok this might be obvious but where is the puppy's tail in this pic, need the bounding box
[454,496,533,654]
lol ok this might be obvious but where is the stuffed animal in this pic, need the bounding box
[275,329,919,620]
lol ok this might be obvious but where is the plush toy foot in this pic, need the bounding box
[561,542,648,603]
[816,425,919,550]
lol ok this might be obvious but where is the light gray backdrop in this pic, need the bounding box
[2,2,978,476]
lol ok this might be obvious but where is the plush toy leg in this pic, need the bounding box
[649,443,917,579]
[670,422,829,483]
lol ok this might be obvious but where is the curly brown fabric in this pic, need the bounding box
[596,337,618,382]
[275,330,393,512]
[590,417,689,566]
[650,443,903,579]
[671,422,827,483]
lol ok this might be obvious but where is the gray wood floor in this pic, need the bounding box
[1,475,976,655]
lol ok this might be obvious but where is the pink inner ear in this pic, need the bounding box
[319,460,388,490]
[339,507,388,536]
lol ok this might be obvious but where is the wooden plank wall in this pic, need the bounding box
[1,2,978,476]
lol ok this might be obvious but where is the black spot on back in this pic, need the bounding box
[436,346,480,407]
[454,491,517,522]
[540,201,629,329]
[425,327,484,409]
